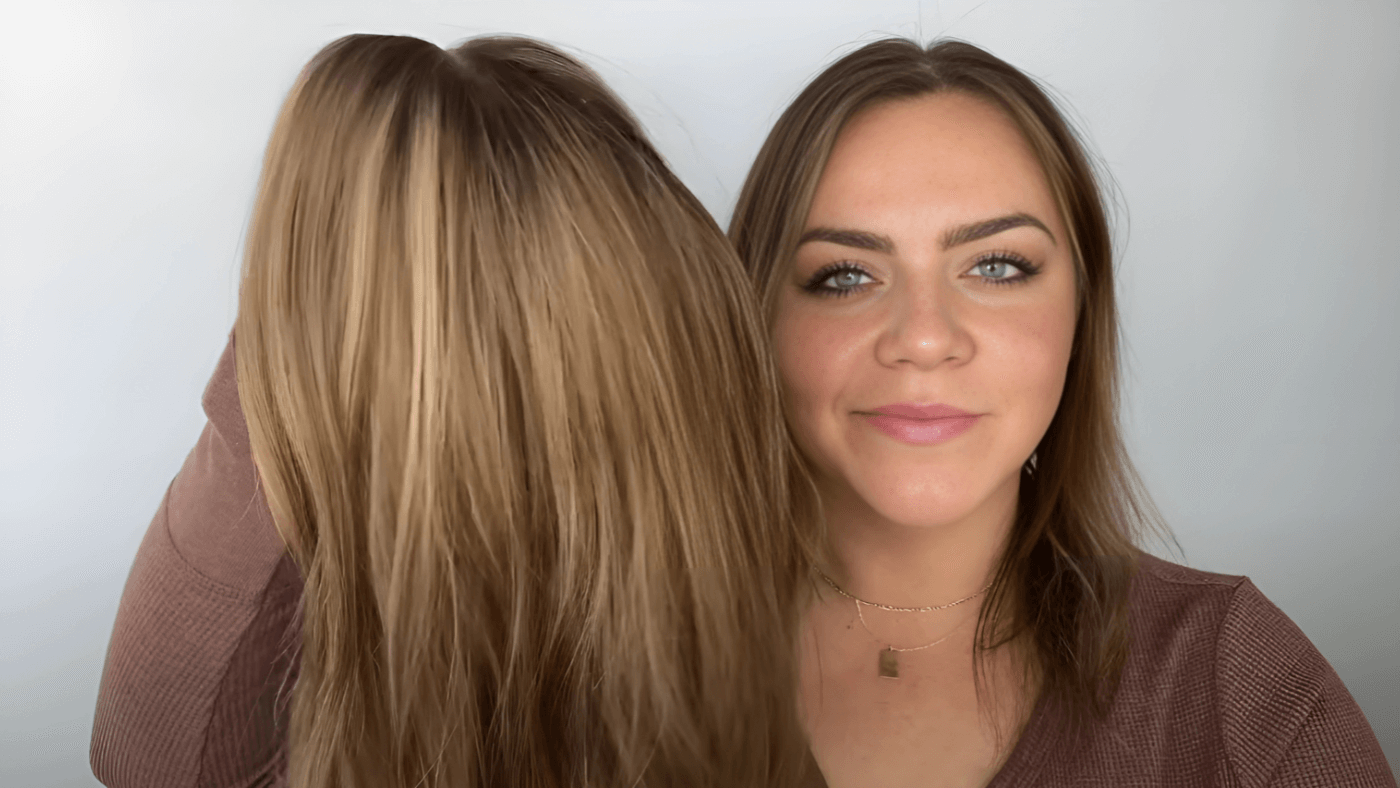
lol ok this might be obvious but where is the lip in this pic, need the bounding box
[872,403,976,420]
[861,402,982,446]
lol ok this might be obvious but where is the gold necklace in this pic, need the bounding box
[817,570,992,679]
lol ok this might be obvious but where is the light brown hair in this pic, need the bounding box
[729,38,1174,743]
[236,33,815,787]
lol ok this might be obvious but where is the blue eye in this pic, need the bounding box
[802,263,875,297]
[826,268,873,289]
[969,253,1040,286]
[975,260,1013,278]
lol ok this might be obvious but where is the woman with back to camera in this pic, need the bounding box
[730,38,1394,787]
[91,34,819,788]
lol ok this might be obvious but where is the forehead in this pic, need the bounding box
[811,92,1059,234]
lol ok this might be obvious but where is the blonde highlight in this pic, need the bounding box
[237,33,815,787]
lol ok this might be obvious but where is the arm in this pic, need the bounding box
[1265,669,1396,787]
[1216,579,1395,788]
[91,332,302,788]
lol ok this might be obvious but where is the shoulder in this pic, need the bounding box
[1123,552,1249,666]
[200,329,248,451]
[1011,555,1392,785]
[1124,553,1389,786]
[1128,552,1319,688]
[1131,550,1246,593]
[1130,551,1248,601]
[1128,552,1325,706]
[166,328,289,591]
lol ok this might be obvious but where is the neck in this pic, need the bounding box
[822,473,1019,611]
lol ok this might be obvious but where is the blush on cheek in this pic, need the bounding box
[772,314,851,482]
[774,311,832,404]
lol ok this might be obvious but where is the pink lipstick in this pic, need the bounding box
[863,402,981,445]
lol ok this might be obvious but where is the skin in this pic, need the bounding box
[774,92,1078,787]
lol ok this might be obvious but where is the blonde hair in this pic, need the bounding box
[236,33,814,787]
[730,38,1175,746]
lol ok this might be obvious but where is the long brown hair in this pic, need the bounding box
[236,33,815,787]
[729,38,1174,742]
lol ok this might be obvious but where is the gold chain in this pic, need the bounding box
[816,569,992,612]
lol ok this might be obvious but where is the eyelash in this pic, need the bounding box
[800,251,1043,297]
[800,262,874,298]
[970,250,1043,287]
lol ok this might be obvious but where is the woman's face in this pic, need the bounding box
[772,92,1078,531]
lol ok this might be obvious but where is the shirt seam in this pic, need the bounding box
[1137,553,1250,590]
[1214,579,1319,788]
[156,484,264,604]
[193,578,298,788]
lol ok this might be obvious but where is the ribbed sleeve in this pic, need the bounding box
[91,332,302,788]
[194,553,299,788]
[1216,579,1394,787]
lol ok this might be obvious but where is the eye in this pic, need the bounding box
[967,252,1041,286]
[802,263,876,297]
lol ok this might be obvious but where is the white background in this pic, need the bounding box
[2,1,1396,784]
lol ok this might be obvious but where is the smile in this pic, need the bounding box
[860,403,981,446]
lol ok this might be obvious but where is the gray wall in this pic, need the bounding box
[2,1,1395,784]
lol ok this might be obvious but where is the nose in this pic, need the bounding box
[873,280,969,370]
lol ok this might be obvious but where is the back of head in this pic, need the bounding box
[236,33,813,787]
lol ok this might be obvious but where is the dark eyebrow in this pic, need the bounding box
[941,212,1056,249]
[796,227,894,254]
[797,212,1055,256]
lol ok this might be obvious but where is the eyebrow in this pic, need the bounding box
[797,212,1056,254]
[941,212,1056,249]
[795,227,894,254]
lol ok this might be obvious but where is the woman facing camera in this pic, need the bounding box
[92,34,816,788]
[731,39,1394,787]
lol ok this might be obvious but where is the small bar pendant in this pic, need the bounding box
[878,647,899,679]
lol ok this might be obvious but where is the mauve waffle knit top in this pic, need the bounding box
[91,333,1395,787]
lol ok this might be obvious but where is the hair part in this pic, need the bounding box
[729,37,1176,748]
[237,33,817,787]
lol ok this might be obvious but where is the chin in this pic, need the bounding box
[873,494,986,531]
[846,463,993,531]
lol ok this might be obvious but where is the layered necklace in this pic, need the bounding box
[817,570,992,679]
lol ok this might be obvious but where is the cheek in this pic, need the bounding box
[986,298,1077,438]
[771,305,858,462]
[772,309,829,422]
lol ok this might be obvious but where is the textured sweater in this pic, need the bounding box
[91,332,1395,787]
